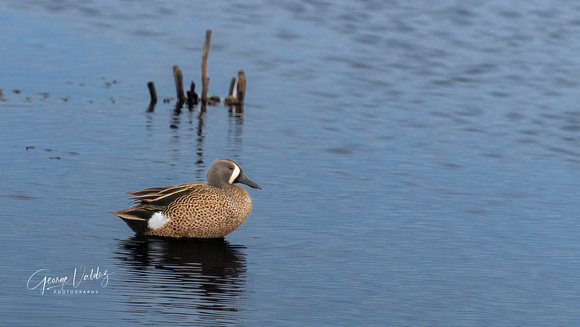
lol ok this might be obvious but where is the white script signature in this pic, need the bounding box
[27,265,111,295]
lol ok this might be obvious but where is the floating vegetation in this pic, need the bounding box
[0,77,125,104]
[207,95,221,105]
[103,80,118,88]
[25,146,79,160]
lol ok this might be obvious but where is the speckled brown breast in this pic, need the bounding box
[145,184,252,238]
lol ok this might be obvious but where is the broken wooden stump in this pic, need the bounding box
[237,70,246,104]
[173,65,187,106]
[224,70,246,112]
[147,81,157,105]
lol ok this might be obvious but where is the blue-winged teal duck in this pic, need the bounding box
[112,158,261,238]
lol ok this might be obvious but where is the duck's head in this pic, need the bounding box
[206,158,261,190]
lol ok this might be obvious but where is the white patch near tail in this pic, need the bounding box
[229,164,240,184]
[148,212,170,230]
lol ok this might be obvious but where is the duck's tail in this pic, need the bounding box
[111,204,162,234]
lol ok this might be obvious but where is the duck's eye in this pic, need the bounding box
[228,166,234,170]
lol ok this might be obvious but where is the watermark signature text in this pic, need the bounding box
[27,265,111,295]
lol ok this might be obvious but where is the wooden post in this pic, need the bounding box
[173,65,186,104]
[147,81,157,105]
[201,77,209,112]
[201,29,212,104]
[237,69,246,104]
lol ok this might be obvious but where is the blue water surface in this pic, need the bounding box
[1,1,580,326]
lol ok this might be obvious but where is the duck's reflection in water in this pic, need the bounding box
[115,236,247,325]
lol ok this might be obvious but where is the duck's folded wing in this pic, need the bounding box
[128,182,201,207]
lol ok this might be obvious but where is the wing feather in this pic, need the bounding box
[127,182,201,207]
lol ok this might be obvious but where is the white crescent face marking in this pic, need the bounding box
[228,163,240,184]
[148,212,170,230]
